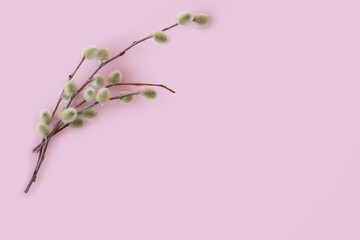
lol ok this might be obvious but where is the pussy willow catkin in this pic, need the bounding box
[61,107,78,123]
[26,10,210,193]
[108,70,123,85]
[119,91,134,104]
[97,48,110,62]
[92,74,105,87]
[82,108,98,121]
[83,87,96,102]
[96,88,110,105]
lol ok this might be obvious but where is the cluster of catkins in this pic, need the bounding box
[36,11,209,138]
[37,70,157,136]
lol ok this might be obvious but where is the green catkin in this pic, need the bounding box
[108,70,123,85]
[176,11,194,26]
[83,45,98,60]
[97,48,110,62]
[96,88,110,105]
[82,108,98,121]
[141,87,157,100]
[92,74,105,87]
[152,30,169,44]
[83,87,96,102]
[61,107,78,123]
[62,91,70,102]
[119,91,134,104]
[58,105,66,117]
[194,13,209,27]
[36,123,51,138]
[39,109,52,125]
[64,80,78,97]
[70,118,84,129]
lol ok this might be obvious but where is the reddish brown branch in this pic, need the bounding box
[52,56,86,117]
[25,139,49,193]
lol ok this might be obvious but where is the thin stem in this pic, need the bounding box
[109,92,142,100]
[57,123,69,132]
[25,139,49,193]
[162,23,178,31]
[32,139,45,153]
[51,56,86,117]
[75,100,86,108]
[107,83,176,93]
[69,56,86,79]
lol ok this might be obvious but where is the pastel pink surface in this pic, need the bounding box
[1,0,360,239]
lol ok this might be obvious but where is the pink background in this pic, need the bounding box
[1,0,360,239]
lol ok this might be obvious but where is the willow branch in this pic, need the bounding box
[107,83,176,93]
[76,82,175,108]
[65,23,179,109]
[33,23,178,153]
[29,23,180,191]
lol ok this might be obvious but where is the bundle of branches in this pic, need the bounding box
[25,11,209,193]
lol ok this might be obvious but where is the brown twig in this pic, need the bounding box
[52,56,86,117]
[107,83,176,93]
[75,100,86,108]
[25,139,49,193]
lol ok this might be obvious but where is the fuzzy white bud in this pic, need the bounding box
[36,123,51,138]
[108,70,123,85]
[119,91,134,104]
[82,108,98,121]
[96,88,110,105]
[92,74,105,87]
[176,11,194,26]
[70,118,85,129]
[64,80,78,97]
[83,45,98,60]
[194,13,209,27]
[39,109,52,125]
[152,30,169,44]
[141,87,157,100]
[97,48,110,62]
[83,87,96,102]
[61,107,78,123]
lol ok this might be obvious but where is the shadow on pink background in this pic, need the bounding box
[0,0,360,239]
